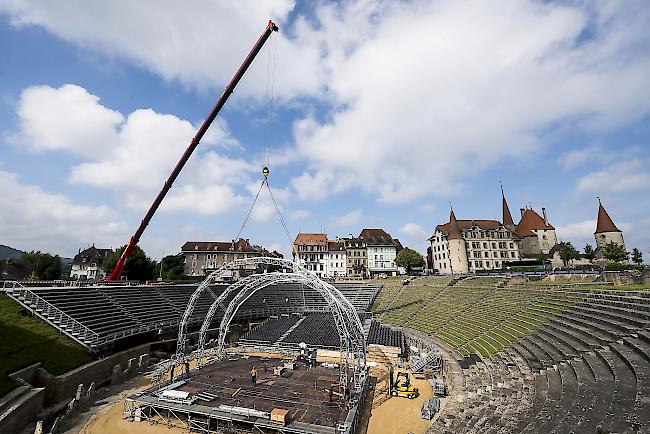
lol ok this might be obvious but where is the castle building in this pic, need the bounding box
[515,207,557,256]
[429,209,519,274]
[428,189,557,274]
[594,199,626,256]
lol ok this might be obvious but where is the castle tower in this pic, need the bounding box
[594,199,625,250]
[447,208,469,274]
[501,185,515,229]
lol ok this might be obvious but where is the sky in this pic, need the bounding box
[0,0,649,261]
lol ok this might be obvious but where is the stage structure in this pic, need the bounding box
[154,257,367,395]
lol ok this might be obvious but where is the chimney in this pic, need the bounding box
[520,208,525,217]
[542,208,548,226]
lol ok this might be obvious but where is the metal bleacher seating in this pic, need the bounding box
[4,281,381,352]
[239,314,405,353]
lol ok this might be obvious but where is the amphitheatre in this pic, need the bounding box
[1,260,649,434]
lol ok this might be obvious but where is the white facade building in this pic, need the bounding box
[328,240,347,277]
[293,233,329,278]
[359,228,401,277]
[429,210,520,275]
[70,245,113,280]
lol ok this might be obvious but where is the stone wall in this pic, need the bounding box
[4,343,152,433]
[0,387,45,433]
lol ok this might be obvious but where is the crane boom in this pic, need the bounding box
[108,20,279,281]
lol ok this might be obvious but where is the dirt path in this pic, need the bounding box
[365,367,433,434]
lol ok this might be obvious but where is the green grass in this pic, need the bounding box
[523,281,650,291]
[0,294,94,396]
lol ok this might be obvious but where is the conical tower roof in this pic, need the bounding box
[595,199,621,233]
[447,209,463,240]
[501,186,514,227]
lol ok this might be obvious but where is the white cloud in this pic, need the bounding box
[0,1,321,99]
[289,0,650,203]
[11,84,253,216]
[577,160,650,193]
[557,143,611,170]
[331,209,363,229]
[556,218,634,248]
[3,1,650,208]
[290,209,311,221]
[556,220,597,244]
[0,168,126,256]
[9,84,123,156]
[399,223,428,240]
[160,185,247,215]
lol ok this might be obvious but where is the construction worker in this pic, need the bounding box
[250,366,257,386]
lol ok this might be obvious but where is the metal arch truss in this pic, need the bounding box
[156,257,367,395]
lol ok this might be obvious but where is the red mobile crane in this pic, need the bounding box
[107,20,279,281]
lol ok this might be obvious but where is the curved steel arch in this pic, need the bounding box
[171,257,367,393]
[175,256,297,357]
[196,272,366,391]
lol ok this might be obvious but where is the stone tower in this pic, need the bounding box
[447,209,469,274]
[594,199,625,250]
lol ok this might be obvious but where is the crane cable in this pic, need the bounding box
[233,33,293,248]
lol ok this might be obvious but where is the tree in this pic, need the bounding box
[18,251,63,280]
[395,247,425,273]
[631,248,643,266]
[583,244,595,261]
[153,254,186,280]
[602,242,629,263]
[103,245,156,281]
[557,242,580,267]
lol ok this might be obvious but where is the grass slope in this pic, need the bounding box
[0,293,94,396]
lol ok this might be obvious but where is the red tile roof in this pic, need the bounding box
[502,191,515,227]
[294,233,328,246]
[516,209,554,238]
[595,201,621,233]
[433,216,504,240]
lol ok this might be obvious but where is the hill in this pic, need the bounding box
[0,245,25,260]
[0,294,95,396]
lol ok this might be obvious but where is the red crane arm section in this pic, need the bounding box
[107,20,279,281]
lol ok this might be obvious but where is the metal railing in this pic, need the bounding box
[5,285,101,349]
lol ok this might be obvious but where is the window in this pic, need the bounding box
[509,242,514,249]
[483,242,488,249]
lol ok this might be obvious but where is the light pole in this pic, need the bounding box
[158,251,165,281]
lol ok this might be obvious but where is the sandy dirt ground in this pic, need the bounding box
[364,367,433,434]
[67,356,434,434]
